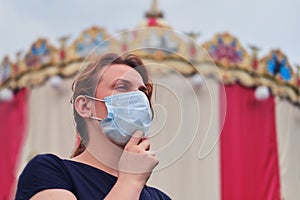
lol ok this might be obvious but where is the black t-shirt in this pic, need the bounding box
[15,154,171,200]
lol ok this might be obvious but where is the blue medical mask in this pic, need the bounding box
[85,91,152,146]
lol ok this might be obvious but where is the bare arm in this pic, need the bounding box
[30,189,77,200]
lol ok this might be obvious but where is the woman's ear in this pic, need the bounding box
[74,95,93,118]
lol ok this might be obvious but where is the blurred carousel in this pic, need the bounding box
[1,0,299,200]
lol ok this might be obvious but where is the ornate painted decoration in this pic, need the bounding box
[259,50,296,85]
[23,38,57,70]
[67,26,114,61]
[267,52,291,81]
[141,29,179,54]
[203,33,251,70]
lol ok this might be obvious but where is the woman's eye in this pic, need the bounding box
[115,85,128,91]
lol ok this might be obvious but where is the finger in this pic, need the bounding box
[138,138,150,151]
[126,130,143,147]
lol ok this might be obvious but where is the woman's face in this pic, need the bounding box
[94,64,147,119]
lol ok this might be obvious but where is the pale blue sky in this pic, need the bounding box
[0,0,299,67]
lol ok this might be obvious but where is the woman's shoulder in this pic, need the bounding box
[21,153,69,176]
[15,154,74,200]
[19,153,68,174]
[28,153,64,164]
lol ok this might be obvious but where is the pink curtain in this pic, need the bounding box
[220,84,281,200]
[0,89,28,199]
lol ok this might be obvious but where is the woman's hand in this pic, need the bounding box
[117,130,159,189]
[104,131,159,200]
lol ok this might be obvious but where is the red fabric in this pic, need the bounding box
[220,84,281,200]
[0,89,28,199]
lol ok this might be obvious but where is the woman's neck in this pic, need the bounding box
[71,149,120,177]
[71,123,124,177]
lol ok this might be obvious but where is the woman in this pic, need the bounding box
[15,53,171,199]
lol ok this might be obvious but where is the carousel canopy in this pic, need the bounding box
[0,0,299,105]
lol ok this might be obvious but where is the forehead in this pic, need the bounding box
[100,64,144,84]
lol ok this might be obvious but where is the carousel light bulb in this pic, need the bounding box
[255,86,270,100]
[189,73,204,88]
[0,88,13,102]
[49,75,63,89]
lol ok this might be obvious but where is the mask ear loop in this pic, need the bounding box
[85,95,105,121]
[85,95,105,103]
